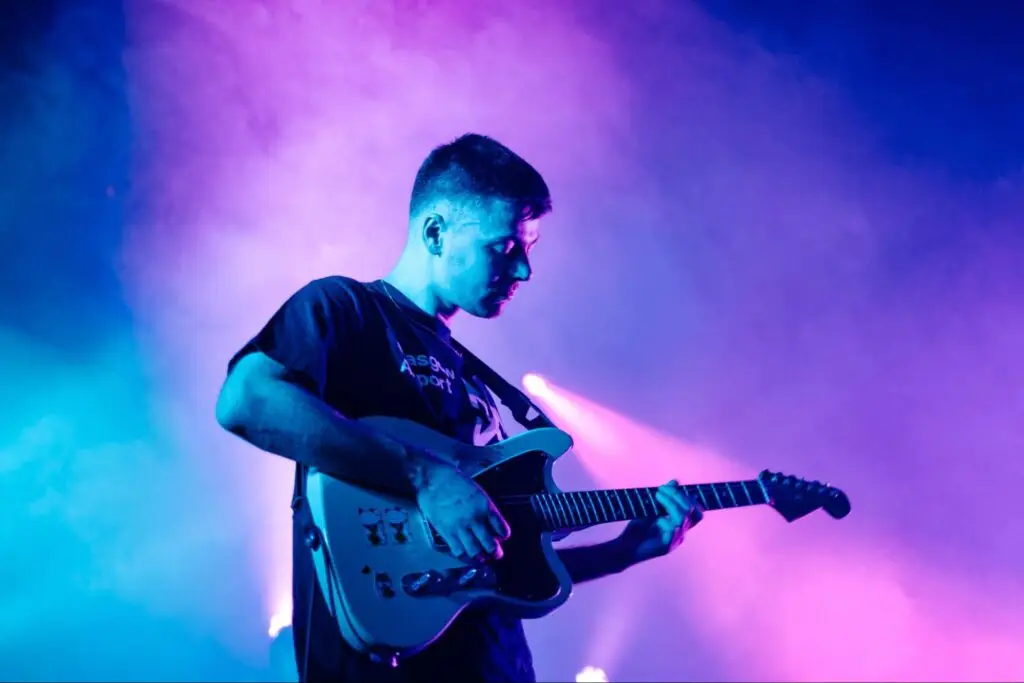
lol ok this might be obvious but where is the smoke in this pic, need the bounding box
[2,0,1020,679]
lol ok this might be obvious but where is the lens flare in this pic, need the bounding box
[576,665,609,682]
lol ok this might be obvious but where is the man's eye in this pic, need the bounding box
[493,241,516,254]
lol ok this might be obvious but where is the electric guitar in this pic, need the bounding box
[304,416,851,665]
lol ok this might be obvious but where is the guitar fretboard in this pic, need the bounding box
[499,480,768,532]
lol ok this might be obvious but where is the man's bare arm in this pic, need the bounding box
[215,351,444,496]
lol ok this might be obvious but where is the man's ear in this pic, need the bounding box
[420,213,446,256]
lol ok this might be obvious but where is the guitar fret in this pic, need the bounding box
[528,496,543,527]
[600,491,614,521]
[725,482,738,507]
[540,493,557,532]
[552,493,569,528]
[709,483,723,509]
[609,490,626,521]
[600,491,613,521]
[711,483,728,508]
[591,490,610,523]
[536,494,554,529]
[574,492,588,525]
[623,489,639,518]
[579,491,593,524]
[555,494,570,526]
[584,492,597,525]
[738,481,754,506]
[644,487,660,517]
[562,495,578,527]
[583,492,598,525]
[566,492,586,527]
[542,494,557,528]
[615,490,630,520]
[554,494,571,528]
[692,485,710,510]
[639,488,650,516]
[583,493,594,524]
[633,488,647,516]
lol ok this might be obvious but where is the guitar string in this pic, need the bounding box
[494,484,761,503]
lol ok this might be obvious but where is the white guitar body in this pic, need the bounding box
[303,415,577,663]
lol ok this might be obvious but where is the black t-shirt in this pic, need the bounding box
[229,276,536,683]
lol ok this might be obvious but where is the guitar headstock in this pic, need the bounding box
[758,470,851,523]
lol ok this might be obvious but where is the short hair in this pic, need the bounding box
[409,133,552,222]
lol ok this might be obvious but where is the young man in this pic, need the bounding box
[215,134,702,682]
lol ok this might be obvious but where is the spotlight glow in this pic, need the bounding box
[576,665,609,682]
[522,372,549,396]
[268,596,292,638]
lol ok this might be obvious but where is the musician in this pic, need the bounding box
[215,133,703,682]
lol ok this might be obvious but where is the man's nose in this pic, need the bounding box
[511,255,531,282]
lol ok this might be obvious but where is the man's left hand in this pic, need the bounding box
[614,480,703,565]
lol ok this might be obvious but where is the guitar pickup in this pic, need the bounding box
[401,566,497,597]
[402,570,444,596]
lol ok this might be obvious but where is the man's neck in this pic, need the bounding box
[383,260,458,323]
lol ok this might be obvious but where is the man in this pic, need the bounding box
[215,133,702,682]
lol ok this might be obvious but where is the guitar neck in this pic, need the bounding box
[499,480,769,532]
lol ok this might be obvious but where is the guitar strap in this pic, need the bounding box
[448,337,560,433]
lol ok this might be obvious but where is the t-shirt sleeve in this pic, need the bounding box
[227,278,362,400]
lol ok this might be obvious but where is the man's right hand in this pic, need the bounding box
[415,460,511,562]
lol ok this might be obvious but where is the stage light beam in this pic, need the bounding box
[522,372,549,396]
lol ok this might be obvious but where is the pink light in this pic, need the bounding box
[522,372,549,396]
[526,383,1024,681]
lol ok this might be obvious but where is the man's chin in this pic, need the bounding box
[470,297,508,319]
